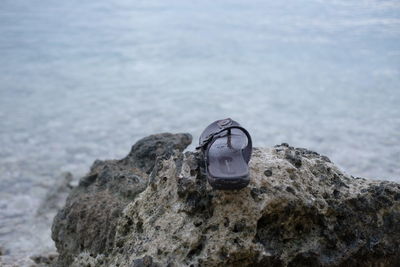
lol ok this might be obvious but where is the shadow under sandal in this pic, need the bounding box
[196,118,252,190]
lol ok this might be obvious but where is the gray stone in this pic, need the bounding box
[51,133,192,266]
[122,132,192,174]
[52,136,400,267]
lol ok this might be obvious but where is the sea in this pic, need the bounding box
[0,0,399,263]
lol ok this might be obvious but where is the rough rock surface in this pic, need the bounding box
[51,133,192,266]
[52,133,400,267]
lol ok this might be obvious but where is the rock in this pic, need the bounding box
[51,133,192,266]
[122,132,193,174]
[30,252,59,266]
[52,135,400,267]
[0,251,58,267]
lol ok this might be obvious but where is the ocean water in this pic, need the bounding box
[0,0,399,262]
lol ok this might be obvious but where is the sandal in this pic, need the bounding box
[196,118,252,190]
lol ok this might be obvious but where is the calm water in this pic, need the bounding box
[0,0,399,262]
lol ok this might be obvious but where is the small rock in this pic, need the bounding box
[30,252,59,265]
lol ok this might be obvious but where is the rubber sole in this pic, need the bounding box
[207,174,250,190]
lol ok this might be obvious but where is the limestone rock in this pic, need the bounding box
[52,134,400,267]
[51,133,192,266]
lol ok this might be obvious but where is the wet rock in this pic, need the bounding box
[30,252,59,266]
[0,251,58,267]
[52,138,400,266]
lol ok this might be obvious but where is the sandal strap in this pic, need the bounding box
[196,125,252,163]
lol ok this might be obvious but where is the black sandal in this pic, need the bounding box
[196,118,252,190]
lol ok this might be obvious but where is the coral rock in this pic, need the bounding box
[52,134,400,266]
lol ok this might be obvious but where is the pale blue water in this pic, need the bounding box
[0,0,399,262]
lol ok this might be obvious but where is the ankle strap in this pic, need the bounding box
[196,125,252,163]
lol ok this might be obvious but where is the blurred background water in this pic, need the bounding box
[0,0,399,262]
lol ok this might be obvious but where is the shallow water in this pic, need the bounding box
[0,0,399,262]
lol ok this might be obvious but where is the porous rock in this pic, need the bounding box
[51,133,192,266]
[52,135,400,267]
